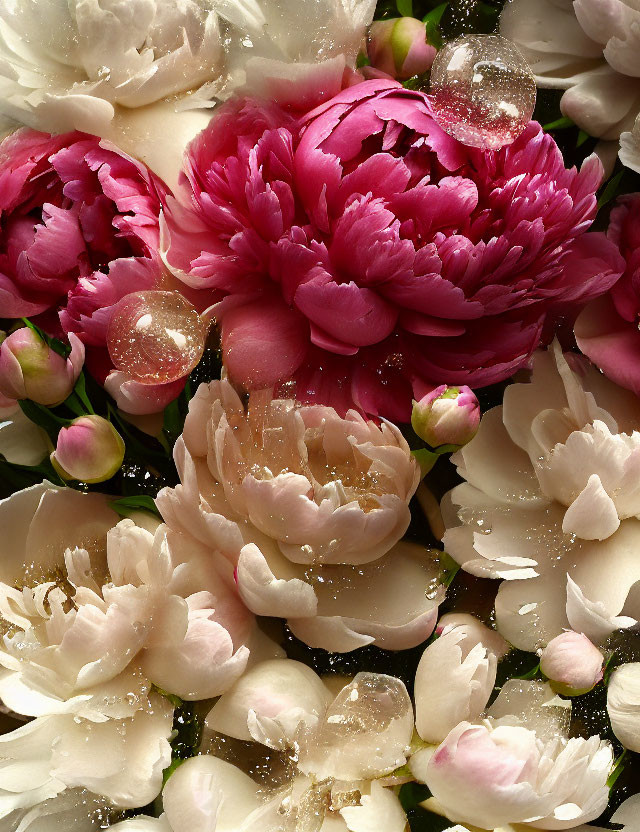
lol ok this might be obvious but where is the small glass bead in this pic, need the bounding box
[430,34,537,150]
[107,290,207,385]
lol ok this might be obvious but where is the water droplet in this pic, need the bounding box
[430,34,536,150]
[107,290,208,384]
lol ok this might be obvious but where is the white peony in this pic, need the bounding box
[0,668,174,818]
[442,343,640,650]
[607,662,640,752]
[0,482,253,706]
[109,754,407,832]
[411,680,612,830]
[500,0,640,172]
[157,380,445,653]
[0,0,375,188]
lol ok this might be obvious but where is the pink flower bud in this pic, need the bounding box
[0,328,84,406]
[411,385,480,447]
[367,18,437,81]
[540,631,604,695]
[51,415,125,483]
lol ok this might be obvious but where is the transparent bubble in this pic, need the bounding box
[107,290,208,385]
[430,34,537,150]
[298,673,413,781]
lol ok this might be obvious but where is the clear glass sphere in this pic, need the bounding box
[430,34,537,150]
[107,290,207,385]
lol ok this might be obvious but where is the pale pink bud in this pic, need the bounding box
[51,415,125,483]
[0,328,84,406]
[367,18,437,80]
[411,385,480,447]
[540,631,604,695]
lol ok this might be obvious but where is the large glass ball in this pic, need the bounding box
[107,290,208,385]
[430,34,537,150]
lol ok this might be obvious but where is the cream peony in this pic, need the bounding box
[414,616,502,744]
[0,668,174,818]
[607,662,640,752]
[0,482,253,705]
[411,680,612,830]
[201,659,411,832]
[0,0,375,187]
[442,343,640,650]
[158,380,445,652]
[500,0,640,172]
[108,754,407,832]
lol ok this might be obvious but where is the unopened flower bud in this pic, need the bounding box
[412,385,480,447]
[367,18,437,81]
[0,328,84,406]
[51,415,125,483]
[540,631,604,695]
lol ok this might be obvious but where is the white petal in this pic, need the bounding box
[562,474,620,540]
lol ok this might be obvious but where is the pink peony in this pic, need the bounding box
[0,128,179,413]
[576,194,640,395]
[162,80,624,421]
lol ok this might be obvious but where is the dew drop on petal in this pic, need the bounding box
[430,34,536,150]
[107,290,208,384]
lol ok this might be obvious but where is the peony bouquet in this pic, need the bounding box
[0,0,639,830]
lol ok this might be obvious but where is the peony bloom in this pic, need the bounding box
[442,342,640,651]
[0,673,174,817]
[607,662,640,752]
[540,631,604,696]
[414,616,502,744]
[575,194,640,396]
[0,482,253,705]
[109,754,407,832]
[411,680,613,830]
[157,378,445,652]
[202,660,411,832]
[162,80,623,420]
[0,128,185,414]
[0,327,84,406]
[0,0,375,187]
[501,0,640,173]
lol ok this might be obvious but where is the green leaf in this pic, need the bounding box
[396,0,412,16]
[18,400,70,441]
[607,749,628,789]
[21,318,70,358]
[515,662,541,681]
[423,2,447,48]
[109,495,161,519]
[598,170,625,211]
[412,447,438,476]
[576,129,590,148]
[71,373,94,414]
[541,116,574,131]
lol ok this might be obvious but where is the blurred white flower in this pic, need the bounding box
[500,0,640,172]
[0,482,253,707]
[0,399,49,466]
[442,342,640,650]
[414,617,501,744]
[411,680,612,830]
[158,380,444,653]
[607,662,640,752]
